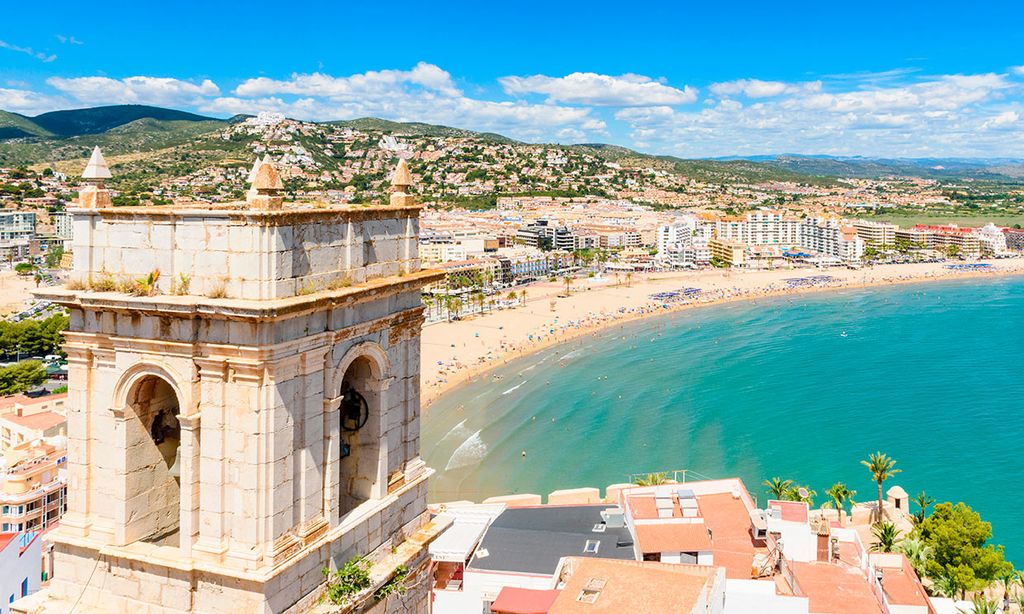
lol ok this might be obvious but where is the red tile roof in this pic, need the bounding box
[768,500,809,523]
[0,410,65,431]
[698,493,765,579]
[634,523,712,553]
[491,588,562,614]
[0,532,17,553]
[791,560,884,614]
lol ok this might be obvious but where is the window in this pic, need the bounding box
[583,540,600,554]
[21,578,28,597]
[591,524,606,533]
[576,589,600,604]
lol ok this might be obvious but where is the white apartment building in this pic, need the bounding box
[0,213,36,242]
[715,210,800,247]
[657,218,697,255]
[51,212,73,241]
[657,219,711,266]
[420,243,468,264]
[976,223,1008,255]
[800,218,865,262]
[852,220,897,247]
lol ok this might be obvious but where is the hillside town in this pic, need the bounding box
[0,137,1021,613]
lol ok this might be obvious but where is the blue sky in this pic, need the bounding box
[3,0,1024,157]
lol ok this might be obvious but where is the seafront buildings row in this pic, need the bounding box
[420,203,1022,287]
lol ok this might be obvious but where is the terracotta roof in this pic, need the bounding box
[790,560,884,614]
[768,499,809,523]
[549,558,715,613]
[634,523,712,553]
[0,533,16,552]
[0,410,65,431]
[697,492,764,579]
[491,588,561,614]
[874,555,931,608]
[0,393,67,412]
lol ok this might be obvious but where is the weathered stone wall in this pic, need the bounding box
[69,207,421,300]
[43,478,430,614]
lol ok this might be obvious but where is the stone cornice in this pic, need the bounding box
[67,202,423,225]
[34,269,444,321]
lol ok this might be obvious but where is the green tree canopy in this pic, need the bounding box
[0,314,68,359]
[0,360,48,395]
[915,502,1011,598]
[14,262,35,275]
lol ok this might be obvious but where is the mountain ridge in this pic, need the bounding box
[2,104,1023,183]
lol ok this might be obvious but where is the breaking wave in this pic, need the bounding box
[445,430,487,471]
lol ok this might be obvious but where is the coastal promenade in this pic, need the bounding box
[421,259,1024,406]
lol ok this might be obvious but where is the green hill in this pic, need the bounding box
[0,111,54,140]
[28,105,220,137]
[0,117,228,168]
[328,117,516,143]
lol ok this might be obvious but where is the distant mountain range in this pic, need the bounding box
[0,105,221,139]
[714,154,1024,180]
[1,104,1023,184]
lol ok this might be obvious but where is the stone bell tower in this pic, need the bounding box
[23,153,445,613]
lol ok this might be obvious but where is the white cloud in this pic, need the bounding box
[0,88,67,115]
[199,93,603,143]
[615,72,1024,157]
[235,62,460,98]
[1011,66,1024,76]
[55,35,84,45]
[710,79,821,98]
[0,40,56,63]
[46,76,220,107]
[982,110,1020,130]
[499,72,697,106]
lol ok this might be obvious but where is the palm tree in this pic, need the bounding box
[861,452,901,523]
[959,596,999,614]
[787,485,815,506]
[562,275,573,295]
[519,289,528,306]
[911,491,935,524]
[763,477,793,500]
[625,272,633,287]
[506,290,517,306]
[633,472,669,486]
[822,482,856,526]
[932,575,958,599]
[898,537,931,577]
[870,522,901,552]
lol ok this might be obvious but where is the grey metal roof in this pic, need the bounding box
[467,505,634,575]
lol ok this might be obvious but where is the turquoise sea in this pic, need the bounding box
[421,276,1024,561]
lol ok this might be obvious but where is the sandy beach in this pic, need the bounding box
[0,271,40,316]
[420,260,1024,407]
